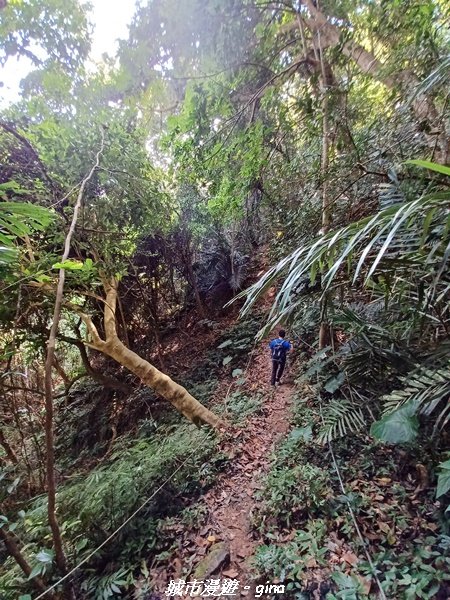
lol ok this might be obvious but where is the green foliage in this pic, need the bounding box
[1,0,450,597]
[410,54,450,99]
[0,195,53,264]
[57,425,217,532]
[256,461,331,528]
[327,571,370,600]
[28,548,54,581]
[253,520,328,586]
[317,398,366,445]
[241,166,450,334]
[0,0,91,73]
[371,401,420,444]
[81,567,130,600]
[371,361,450,443]
[372,539,450,599]
[0,422,220,599]
[216,313,262,364]
[406,159,450,177]
[223,390,263,424]
[436,457,450,499]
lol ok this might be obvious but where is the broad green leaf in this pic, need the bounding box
[36,549,54,563]
[218,339,233,349]
[0,246,18,265]
[28,563,44,580]
[52,260,84,270]
[406,159,450,177]
[324,372,345,394]
[35,273,52,283]
[222,356,233,366]
[436,459,450,498]
[371,401,420,443]
[76,537,89,551]
[232,368,243,378]
[289,426,313,442]
[331,571,356,589]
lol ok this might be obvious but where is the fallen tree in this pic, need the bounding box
[74,276,221,428]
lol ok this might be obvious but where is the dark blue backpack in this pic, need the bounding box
[272,339,286,362]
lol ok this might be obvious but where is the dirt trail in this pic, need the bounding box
[200,343,295,595]
[150,341,296,597]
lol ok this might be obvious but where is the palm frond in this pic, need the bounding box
[238,163,450,333]
[382,362,450,416]
[409,55,450,101]
[316,398,366,445]
[371,359,450,443]
[378,180,406,210]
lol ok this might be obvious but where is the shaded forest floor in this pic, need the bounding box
[50,279,449,600]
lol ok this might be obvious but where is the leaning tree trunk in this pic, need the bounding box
[101,336,220,427]
[80,278,221,428]
[42,134,105,597]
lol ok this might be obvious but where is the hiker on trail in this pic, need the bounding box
[269,329,292,386]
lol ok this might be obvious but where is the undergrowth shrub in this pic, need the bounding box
[222,390,263,423]
[58,424,217,531]
[0,423,220,600]
[258,464,330,526]
[253,520,329,593]
[216,312,264,368]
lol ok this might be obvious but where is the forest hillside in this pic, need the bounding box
[0,1,449,599]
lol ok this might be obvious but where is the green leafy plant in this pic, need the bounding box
[224,390,263,423]
[253,520,328,586]
[436,457,450,499]
[256,463,331,527]
[371,361,450,443]
[327,571,369,600]
[28,549,54,580]
[81,567,131,600]
[0,194,53,264]
[239,161,450,334]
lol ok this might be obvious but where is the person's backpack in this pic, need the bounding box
[272,339,286,362]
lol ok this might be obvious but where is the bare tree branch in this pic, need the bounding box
[43,131,105,586]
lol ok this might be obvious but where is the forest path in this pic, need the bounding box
[200,343,295,596]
